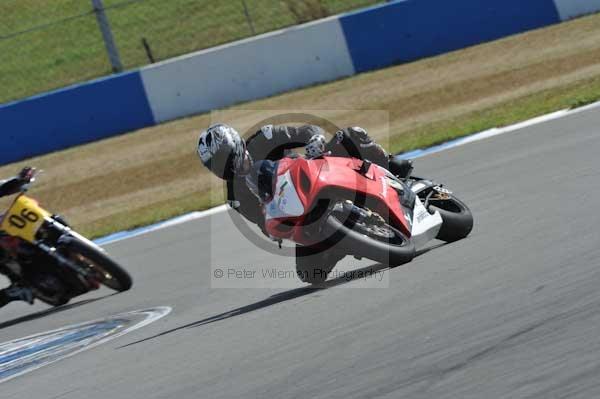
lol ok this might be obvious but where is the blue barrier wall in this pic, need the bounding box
[0,71,154,165]
[3,0,600,165]
[339,0,561,73]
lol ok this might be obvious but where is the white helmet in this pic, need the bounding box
[197,124,250,179]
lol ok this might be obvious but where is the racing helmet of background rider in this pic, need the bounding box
[197,124,252,180]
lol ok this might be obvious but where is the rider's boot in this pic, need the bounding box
[296,245,345,285]
[0,284,34,307]
[389,158,413,179]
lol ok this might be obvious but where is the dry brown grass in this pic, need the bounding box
[2,13,600,237]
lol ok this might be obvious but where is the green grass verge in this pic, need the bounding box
[389,75,600,153]
[81,75,600,239]
[0,0,380,104]
[80,191,223,239]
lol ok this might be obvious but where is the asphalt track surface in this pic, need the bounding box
[1,107,600,398]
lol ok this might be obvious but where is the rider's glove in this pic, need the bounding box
[18,166,35,183]
[305,134,327,158]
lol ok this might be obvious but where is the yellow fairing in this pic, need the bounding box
[1,195,51,243]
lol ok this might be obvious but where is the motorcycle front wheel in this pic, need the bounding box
[428,195,473,242]
[323,202,415,267]
[61,237,132,292]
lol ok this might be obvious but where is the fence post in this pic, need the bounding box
[91,0,123,73]
[241,0,256,35]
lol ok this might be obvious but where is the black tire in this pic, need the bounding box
[62,237,132,292]
[323,205,415,267]
[429,196,473,242]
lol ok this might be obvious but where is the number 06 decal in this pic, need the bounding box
[1,195,51,243]
[9,208,40,229]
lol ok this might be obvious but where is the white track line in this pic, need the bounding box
[0,307,171,384]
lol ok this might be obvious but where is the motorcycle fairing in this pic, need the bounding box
[410,196,442,249]
[265,156,412,242]
[265,170,305,220]
[1,195,51,243]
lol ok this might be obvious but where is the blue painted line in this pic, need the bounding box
[0,307,171,384]
[93,211,213,246]
[94,219,178,246]
[0,321,122,373]
[395,133,483,160]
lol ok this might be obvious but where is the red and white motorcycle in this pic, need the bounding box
[254,156,473,284]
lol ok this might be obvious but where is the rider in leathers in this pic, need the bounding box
[197,123,413,280]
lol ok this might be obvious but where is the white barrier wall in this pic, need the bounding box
[5,0,600,165]
[554,0,600,20]
[141,17,355,123]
